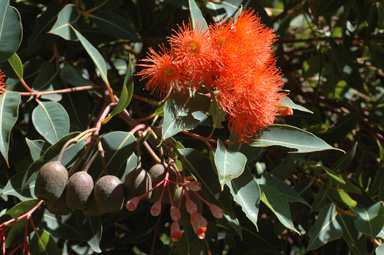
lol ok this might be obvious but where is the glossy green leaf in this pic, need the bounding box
[30,229,61,255]
[226,167,261,229]
[229,143,264,165]
[337,214,365,255]
[0,91,21,166]
[162,93,210,139]
[32,101,69,145]
[71,26,109,86]
[266,176,310,206]
[49,4,77,40]
[0,0,22,62]
[32,62,57,91]
[250,124,342,153]
[7,53,23,79]
[307,204,343,251]
[105,56,134,122]
[180,148,241,237]
[189,0,208,31]
[351,202,384,237]
[279,96,313,114]
[377,244,384,255]
[91,12,139,40]
[215,139,247,190]
[260,184,299,234]
[26,139,49,161]
[328,186,357,207]
[1,172,35,201]
[60,65,96,87]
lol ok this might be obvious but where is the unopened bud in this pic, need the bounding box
[170,205,181,221]
[171,221,182,241]
[190,212,207,240]
[186,181,201,191]
[126,197,140,211]
[209,204,223,218]
[150,201,162,216]
[185,199,197,214]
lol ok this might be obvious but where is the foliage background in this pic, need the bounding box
[0,0,384,254]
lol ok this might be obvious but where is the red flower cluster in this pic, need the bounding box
[0,71,7,95]
[137,9,287,140]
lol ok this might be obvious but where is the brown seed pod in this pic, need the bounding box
[35,161,68,202]
[94,175,125,214]
[124,166,152,200]
[148,163,179,203]
[46,191,71,215]
[66,171,94,210]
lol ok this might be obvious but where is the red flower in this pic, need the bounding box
[136,46,181,97]
[0,71,7,95]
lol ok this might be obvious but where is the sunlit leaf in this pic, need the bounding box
[30,229,61,255]
[279,96,313,114]
[215,139,247,190]
[0,0,22,62]
[189,0,208,31]
[0,91,21,166]
[250,124,343,153]
[7,53,23,79]
[32,101,70,145]
[307,204,342,250]
[49,4,78,40]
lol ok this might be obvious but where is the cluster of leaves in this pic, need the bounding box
[0,0,383,254]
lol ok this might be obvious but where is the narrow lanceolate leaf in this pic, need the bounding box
[260,184,299,234]
[307,204,342,251]
[29,230,61,255]
[0,92,21,166]
[351,201,384,237]
[32,101,70,145]
[70,26,109,86]
[8,53,23,79]
[279,96,313,114]
[162,93,210,139]
[91,12,139,40]
[49,4,78,40]
[250,124,343,153]
[215,139,247,190]
[337,214,365,255]
[103,56,134,123]
[227,167,261,230]
[0,0,22,62]
[189,0,208,31]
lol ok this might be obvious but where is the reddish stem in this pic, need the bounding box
[12,85,103,96]
[0,200,44,228]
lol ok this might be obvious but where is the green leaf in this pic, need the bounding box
[250,124,343,153]
[337,214,365,255]
[260,184,299,234]
[0,91,21,166]
[179,148,242,238]
[30,229,61,255]
[189,0,208,31]
[162,93,210,139]
[41,211,83,241]
[7,53,23,79]
[70,26,109,86]
[49,4,78,40]
[307,204,343,251]
[32,101,70,145]
[328,186,357,207]
[279,96,313,114]
[0,0,22,62]
[60,65,96,87]
[227,167,261,230]
[333,143,357,171]
[104,56,134,123]
[26,139,49,161]
[90,12,139,40]
[1,172,35,201]
[351,202,384,237]
[32,62,57,91]
[206,0,243,23]
[215,139,247,190]
[322,166,346,185]
[377,244,384,255]
[266,176,310,206]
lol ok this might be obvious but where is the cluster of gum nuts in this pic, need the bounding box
[34,160,223,241]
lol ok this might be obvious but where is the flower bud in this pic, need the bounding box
[190,212,207,239]
[209,204,223,218]
[186,181,201,191]
[185,199,197,214]
[150,201,162,216]
[126,197,140,211]
[170,205,181,221]
[171,220,182,241]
